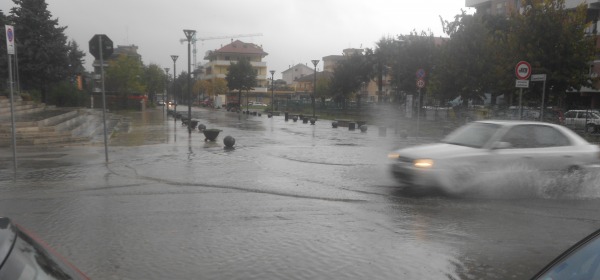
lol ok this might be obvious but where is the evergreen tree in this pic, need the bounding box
[9,0,70,102]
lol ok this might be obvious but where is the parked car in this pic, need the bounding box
[497,107,564,124]
[388,120,600,193]
[0,217,89,279]
[531,227,600,279]
[564,110,600,133]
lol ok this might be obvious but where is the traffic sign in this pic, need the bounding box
[5,25,15,54]
[89,34,114,59]
[416,69,426,79]
[531,74,547,82]
[515,79,529,88]
[416,78,425,89]
[515,61,532,80]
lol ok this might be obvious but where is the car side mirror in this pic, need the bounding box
[491,141,512,150]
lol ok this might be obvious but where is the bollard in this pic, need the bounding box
[348,122,356,130]
[268,113,272,118]
[303,117,308,124]
[285,112,289,121]
[293,116,298,122]
[360,125,367,133]
[224,135,235,148]
[332,121,338,128]
[310,118,316,125]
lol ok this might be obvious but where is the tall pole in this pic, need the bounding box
[184,29,196,134]
[311,60,319,119]
[8,53,17,173]
[164,68,169,116]
[171,55,178,123]
[99,36,109,163]
[270,70,275,113]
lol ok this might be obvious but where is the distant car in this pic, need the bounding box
[157,100,165,106]
[531,227,600,279]
[564,110,600,133]
[388,120,600,193]
[0,217,89,279]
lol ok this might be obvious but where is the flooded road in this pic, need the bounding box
[1,107,600,279]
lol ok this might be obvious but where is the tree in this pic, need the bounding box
[105,54,145,96]
[225,58,257,109]
[509,0,596,107]
[374,36,397,103]
[194,79,211,100]
[389,32,438,106]
[9,0,70,103]
[66,40,85,80]
[143,63,166,103]
[330,53,372,109]
[212,78,228,96]
[316,75,331,104]
[435,13,498,106]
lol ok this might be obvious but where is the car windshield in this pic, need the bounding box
[5,1,600,280]
[441,122,501,148]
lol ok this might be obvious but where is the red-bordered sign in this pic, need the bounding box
[515,61,532,80]
[416,78,425,89]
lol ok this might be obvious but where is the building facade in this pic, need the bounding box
[281,63,314,85]
[202,40,269,93]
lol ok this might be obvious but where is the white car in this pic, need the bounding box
[388,120,600,193]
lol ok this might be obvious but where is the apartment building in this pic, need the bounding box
[281,63,314,85]
[202,40,269,93]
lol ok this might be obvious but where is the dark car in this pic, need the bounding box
[0,217,89,279]
[531,227,600,279]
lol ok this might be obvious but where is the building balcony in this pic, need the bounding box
[209,60,267,67]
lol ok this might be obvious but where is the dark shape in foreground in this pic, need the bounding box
[0,217,89,279]
[531,227,600,279]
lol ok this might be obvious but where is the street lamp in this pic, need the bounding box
[311,59,319,120]
[270,70,275,113]
[183,29,196,134]
[164,67,169,114]
[170,55,178,118]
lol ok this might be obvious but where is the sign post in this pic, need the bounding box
[5,25,17,173]
[89,34,113,163]
[515,61,532,120]
[416,69,426,139]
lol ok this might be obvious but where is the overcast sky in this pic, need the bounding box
[2,0,472,79]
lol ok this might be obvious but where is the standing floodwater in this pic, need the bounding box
[1,107,599,279]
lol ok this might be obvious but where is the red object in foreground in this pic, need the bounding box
[0,217,89,280]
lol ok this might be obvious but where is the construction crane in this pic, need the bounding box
[180,33,263,71]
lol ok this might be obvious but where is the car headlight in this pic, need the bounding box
[413,159,434,168]
[388,153,400,159]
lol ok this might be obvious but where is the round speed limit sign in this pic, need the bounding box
[515,61,532,80]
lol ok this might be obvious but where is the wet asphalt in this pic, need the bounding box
[1,106,600,280]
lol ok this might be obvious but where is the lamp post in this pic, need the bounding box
[270,70,275,113]
[170,55,178,119]
[164,67,169,115]
[183,29,196,134]
[311,60,319,120]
